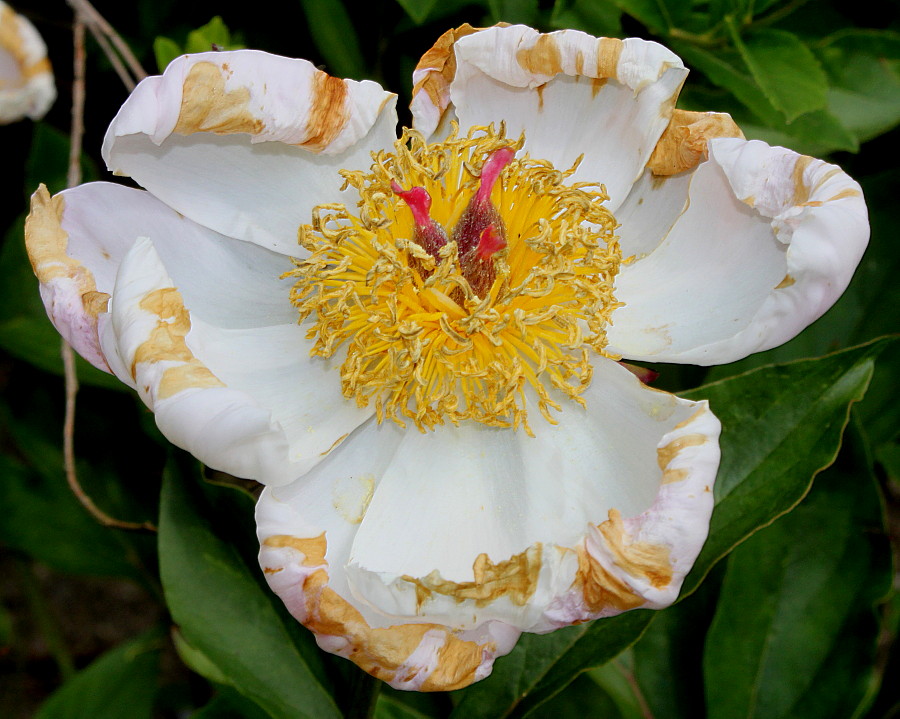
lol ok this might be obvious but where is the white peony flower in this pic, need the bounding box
[25,25,867,691]
[0,0,54,124]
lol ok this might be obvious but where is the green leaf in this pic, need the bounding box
[153,36,182,72]
[632,565,725,719]
[25,123,98,197]
[581,655,646,719]
[818,29,900,59]
[191,685,273,719]
[729,27,828,121]
[0,315,123,391]
[672,41,783,125]
[375,694,434,719]
[158,455,341,719]
[704,425,890,719]
[393,0,438,25]
[184,16,234,54]
[34,630,163,719]
[0,452,144,578]
[550,0,623,36]
[526,669,629,719]
[681,339,891,596]
[488,0,539,24]
[608,0,670,34]
[298,0,366,80]
[449,610,653,719]
[819,46,900,144]
[672,41,857,154]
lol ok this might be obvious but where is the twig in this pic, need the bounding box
[61,16,156,533]
[66,0,146,86]
[83,20,135,91]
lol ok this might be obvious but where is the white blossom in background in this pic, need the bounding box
[25,24,867,691]
[0,0,54,124]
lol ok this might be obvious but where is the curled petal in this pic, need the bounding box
[257,360,719,689]
[0,1,55,123]
[418,25,687,210]
[98,235,371,485]
[102,50,398,254]
[608,138,869,364]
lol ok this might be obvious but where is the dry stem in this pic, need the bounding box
[61,14,155,533]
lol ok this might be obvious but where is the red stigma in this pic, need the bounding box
[392,180,448,258]
[474,147,515,205]
[391,181,432,227]
[475,223,506,261]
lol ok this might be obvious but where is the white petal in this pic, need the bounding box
[257,418,520,691]
[104,236,369,485]
[444,26,687,210]
[102,50,398,254]
[256,357,718,680]
[617,110,744,258]
[0,0,55,124]
[346,359,717,631]
[608,138,869,364]
[615,168,692,258]
[25,181,300,375]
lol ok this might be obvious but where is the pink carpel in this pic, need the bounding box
[391,180,448,257]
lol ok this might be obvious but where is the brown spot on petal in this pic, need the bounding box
[411,23,479,117]
[402,544,542,609]
[24,186,108,319]
[133,288,225,399]
[826,188,861,202]
[596,37,623,79]
[82,290,111,317]
[269,532,489,691]
[516,34,563,76]
[263,533,327,567]
[590,77,607,97]
[598,510,672,590]
[297,71,349,152]
[791,155,815,206]
[576,509,673,613]
[658,433,707,483]
[320,432,349,456]
[673,407,706,431]
[174,61,265,136]
[648,110,744,176]
[657,433,707,470]
[576,544,644,613]
[775,274,796,289]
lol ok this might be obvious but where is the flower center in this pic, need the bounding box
[288,126,621,434]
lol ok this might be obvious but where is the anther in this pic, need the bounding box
[391,180,447,258]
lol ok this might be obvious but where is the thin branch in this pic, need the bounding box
[67,19,84,188]
[83,20,135,92]
[66,0,146,86]
[61,17,156,534]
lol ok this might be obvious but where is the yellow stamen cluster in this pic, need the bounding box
[288,125,621,434]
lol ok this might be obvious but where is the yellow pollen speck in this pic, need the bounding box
[287,125,622,434]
